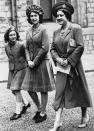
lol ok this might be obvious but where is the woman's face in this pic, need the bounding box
[30,12,39,25]
[56,10,68,25]
[9,30,17,43]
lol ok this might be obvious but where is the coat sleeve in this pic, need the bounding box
[5,46,8,56]
[5,46,9,58]
[67,25,84,67]
[50,31,60,63]
[25,32,33,61]
[21,44,27,59]
[33,28,49,66]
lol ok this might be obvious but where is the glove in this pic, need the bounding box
[56,58,68,67]
[28,60,35,68]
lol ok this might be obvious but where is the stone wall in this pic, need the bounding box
[78,0,94,53]
[0,0,31,61]
[87,0,94,26]
[17,0,28,41]
[0,0,11,61]
[0,0,94,62]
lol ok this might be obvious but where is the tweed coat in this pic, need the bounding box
[22,24,55,92]
[51,23,92,108]
[5,42,27,90]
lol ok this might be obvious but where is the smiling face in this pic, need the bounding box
[30,12,40,25]
[9,30,17,43]
[56,10,68,25]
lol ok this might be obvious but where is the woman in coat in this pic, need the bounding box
[49,1,92,131]
[22,4,55,123]
[4,26,31,120]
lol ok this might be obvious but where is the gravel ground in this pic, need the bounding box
[0,72,94,131]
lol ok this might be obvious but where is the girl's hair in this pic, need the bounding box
[4,26,20,43]
[26,5,44,24]
[27,11,43,24]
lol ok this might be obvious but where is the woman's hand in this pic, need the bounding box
[62,59,68,67]
[28,60,35,68]
[56,58,64,65]
[56,58,68,67]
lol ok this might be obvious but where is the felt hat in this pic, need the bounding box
[52,0,74,17]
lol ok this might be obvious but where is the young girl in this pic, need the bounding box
[4,26,30,120]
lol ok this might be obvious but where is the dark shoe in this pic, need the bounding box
[21,103,31,114]
[10,113,21,120]
[35,114,47,123]
[32,111,40,120]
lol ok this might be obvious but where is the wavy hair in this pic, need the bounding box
[26,5,44,24]
[4,26,20,43]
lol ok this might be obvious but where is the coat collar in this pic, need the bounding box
[28,24,41,38]
[60,23,72,40]
[7,41,19,54]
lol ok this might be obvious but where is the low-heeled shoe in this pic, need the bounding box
[21,103,31,114]
[32,111,40,120]
[35,114,47,123]
[10,113,21,120]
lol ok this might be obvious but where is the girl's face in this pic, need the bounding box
[56,10,68,25]
[30,12,39,25]
[9,30,17,43]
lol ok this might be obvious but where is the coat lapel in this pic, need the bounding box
[27,28,33,39]
[60,24,72,41]
[27,25,41,40]
[6,43,18,56]
[32,27,41,36]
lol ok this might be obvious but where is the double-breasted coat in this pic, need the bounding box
[51,23,92,109]
[22,24,55,92]
[5,42,27,91]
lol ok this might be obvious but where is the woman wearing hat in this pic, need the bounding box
[22,4,55,123]
[49,1,92,130]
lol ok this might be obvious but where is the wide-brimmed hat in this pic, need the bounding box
[52,0,74,17]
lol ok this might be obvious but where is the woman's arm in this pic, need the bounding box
[33,28,49,67]
[25,32,35,68]
[67,25,84,67]
[50,31,64,65]
[25,32,32,61]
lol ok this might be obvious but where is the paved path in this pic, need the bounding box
[0,72,94,131]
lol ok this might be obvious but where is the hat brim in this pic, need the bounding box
[52,2,74,17]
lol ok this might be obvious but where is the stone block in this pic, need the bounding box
[89,34,94,40]
[88,40,93,51]
[0,47,8,62]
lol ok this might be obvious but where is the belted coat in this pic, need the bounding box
[51,23,92,108]
[5,42,27,90]
[22,24,55,92]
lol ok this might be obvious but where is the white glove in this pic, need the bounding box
[28,60,35,68]
[56,58,68,67]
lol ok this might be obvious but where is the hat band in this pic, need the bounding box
[58,8,71,15]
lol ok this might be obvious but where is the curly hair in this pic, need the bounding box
[26,4,44,24]
[4,26,20,43]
